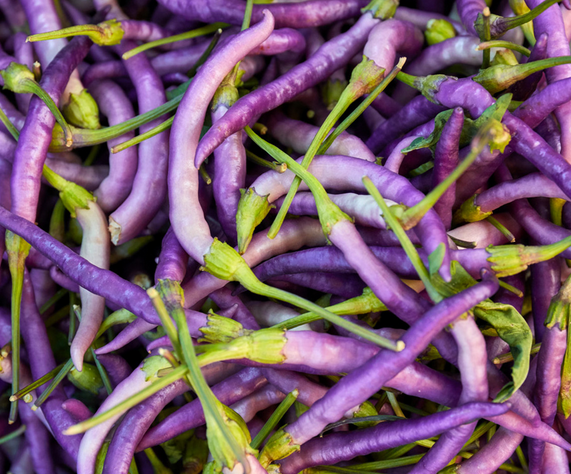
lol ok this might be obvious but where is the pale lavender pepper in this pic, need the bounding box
[90,80,138,213]
[168,11,275,265]
[108,38,169,245]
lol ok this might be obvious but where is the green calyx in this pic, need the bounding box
[199,312,253,343]
[363,0,399,19]
[1,62,34,93]
[42,165,95,217]
[142,355,174,383]
[68,363,104,394]
[453,195,493,225]
[474,56,571,95]
[396,72,451,104]
[202,237,253,282]
[474,0,559,40]
[349,56,386,98]
[62,89,101,130]
[201,328,287,366]
[490,49,519,67]
[258,428,300,468]
[425,19,456,46]
[206,403,256,474]
[27,19,124,46]
[1,62,73,146]
[212,69,242,110]
[545,277,571,330]
[486,235,571,278]
[236,188,274,254]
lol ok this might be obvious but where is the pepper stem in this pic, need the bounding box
[9,362,65,401]
[476,40,531,57]
[362,178,442,303]
[64,365,189,435]
[250,389,298,450]
[6,232,30,423]
[31,358,74,411]
[26,20,124,46]
[267,56,386,239]
[122,23,226,60]
[152,280,250,473]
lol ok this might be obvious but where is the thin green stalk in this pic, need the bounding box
[122,23,226,60]
[68,292,77,344]
[331,454,425,472]
[154,280,249,471]
[45,305,70,328]
[32,358,74,411]
[246,150,287,172]
[39,286,67,314]
[486,216,515,242]
[92,349,113,395]
[476,40,530,57]
[0,107,19,140]
[0,424,26,444]
[147,288,182,356]
[318,58,405,154]
[268,58,389,239]
[551,197,566,227]
[184,29,223,80]
[250,389,298,450]
[498,279,524,297]
[386,391,405,417]
[111,116,173,153]
[6,232,30,423]
[65,365,189,435]
[515,445,528,471]
[245,278,403,351]
[482,7,491,68]
[84,144,101,167]
[362,177,442,303]
[9,362,65,401]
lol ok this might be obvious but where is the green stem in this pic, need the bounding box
[144,448,173,474]
[111,116,173,153]
[27,21,123,45]
[267,58,387,239]
[9,362,65,401]
[486,216,515,242]
[65,365,189,435]
[250,389,298,450]
[122,23,226,60]
[92,349,113,395]
[24,79,73,146]
[246,278,403,351]
[500,0,561,34]
[0,107,19,140]
[509,0,535,45]
[147,287,182,356]
[6,232,30,423]
[498,279,524,297]
[400,128,492,230]
[551,197,566,226]
[242,0,255,30]
[68,293,77,344]
[246,150,287,172]
[317,454,425,472]
[184,29,223,80]
[0,424,26,444]
[387,391,405,417]
[318,59,404,155]
[155,280,249,472]
[482,8,491,68]
[84,144,101,167]
[362,178,442,303]
[476,40,530,57]
[32,358,74,411]
[39,286,67,314]
[274,288,386,330]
